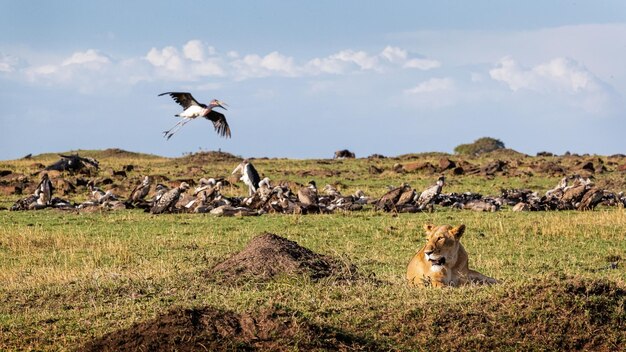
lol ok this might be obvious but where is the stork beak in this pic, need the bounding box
[217,101,228,110]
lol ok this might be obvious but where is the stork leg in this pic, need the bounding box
[163,118,192,140]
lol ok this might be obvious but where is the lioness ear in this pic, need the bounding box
[450,224,466,239]
[423,224,435,233]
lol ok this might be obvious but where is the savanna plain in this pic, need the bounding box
[0,149,624,351]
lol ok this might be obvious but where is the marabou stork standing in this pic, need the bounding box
[159,92,230,140]
[232,159,261,196]
[34,173,53,206]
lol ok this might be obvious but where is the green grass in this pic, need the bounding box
[0,150,625,350]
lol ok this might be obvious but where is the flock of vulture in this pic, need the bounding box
[9,155,626,215]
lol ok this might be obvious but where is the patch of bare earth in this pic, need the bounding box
[207,233,361,283]
[179,151,242,164]
[79,306,377,351]
[393,276,625,351]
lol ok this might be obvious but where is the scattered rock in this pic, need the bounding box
[534,161,567,176]
[112,170,127,177]
[53,178,76,196]
[438,158,456,171]
[297,169,340,177]
[334,149,356,159]
[392,163,405,173]
[403,162,436,173]
[368,165,384,174]
[580,161,595,173]
[367,154,386,159]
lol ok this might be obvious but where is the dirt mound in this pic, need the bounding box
[180,150,241,164]
[396,276,626,351]
[208,233,359,282]
[80,306,376,351]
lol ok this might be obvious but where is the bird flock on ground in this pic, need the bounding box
[7,93,626,214]
[10,157,626,215]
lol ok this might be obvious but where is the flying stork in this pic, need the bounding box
[232,159,261,196]
[159,92,230,140]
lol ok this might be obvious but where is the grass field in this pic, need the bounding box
[0,150,625,350]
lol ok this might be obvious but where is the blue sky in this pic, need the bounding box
[1,1,625,160]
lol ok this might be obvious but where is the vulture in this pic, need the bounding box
[415,176,445,211]
[150,182,190,214]
[128,176,152,203]
[375,183,411,211]
[297,181,319,208]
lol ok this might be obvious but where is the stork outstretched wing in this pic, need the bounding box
[205,110,232,138]
[159,92,203,109]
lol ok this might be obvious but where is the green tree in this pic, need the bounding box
[454,137,505,155]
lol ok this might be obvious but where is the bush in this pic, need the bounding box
[454,137,505,156]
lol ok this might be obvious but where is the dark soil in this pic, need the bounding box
[207,233,360,283]
[394,276,626,351]
[79,305,378,351]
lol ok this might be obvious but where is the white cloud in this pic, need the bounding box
[232,51,298,79]
[380,46,440,70]
[27,64,58,76]
[21,49,112,86]
[403,58,440,70]
[183,40,205,62]
[62,49,110,68]
[304,49,380,75]
[0,54,20,73]
[5,43,440,87]
[334,50,378,70]
[146,46,182,71]
[399,77,460,110]
[380,46,407,64]
[145,44,224,80]
[490,56,616,113]
[191,60,224,76]
[490,56,600,94]
[405,77,454,94]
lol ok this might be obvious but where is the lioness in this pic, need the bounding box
[406,224,498,287]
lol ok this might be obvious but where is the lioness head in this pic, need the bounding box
[422,224,465,269]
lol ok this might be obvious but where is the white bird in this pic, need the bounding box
[232,159,261,196]
[159,92,230,140]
